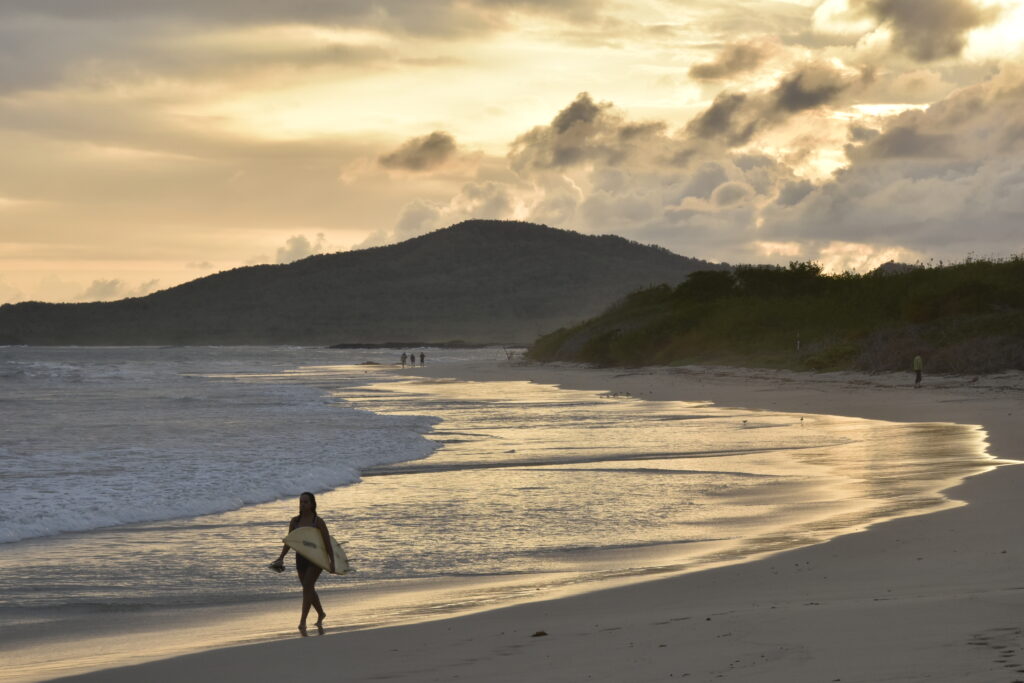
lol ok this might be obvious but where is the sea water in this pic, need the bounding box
[0,346,1000,681]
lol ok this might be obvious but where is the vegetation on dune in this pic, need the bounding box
[527,257,1024,374]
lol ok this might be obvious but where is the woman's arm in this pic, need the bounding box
[317,517,336,573]
[273,517,297,564]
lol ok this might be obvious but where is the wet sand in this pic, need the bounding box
[54,362,1024,682]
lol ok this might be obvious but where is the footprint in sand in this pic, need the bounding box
[968,626,1024,675]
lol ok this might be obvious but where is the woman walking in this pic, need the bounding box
[270,492,335,634]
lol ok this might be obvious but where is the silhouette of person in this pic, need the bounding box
[400,352,407,368]
[269,492,333,635]
[913,354,923,388]
[420,352,425,366]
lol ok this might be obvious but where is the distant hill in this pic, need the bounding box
[0,220,723,345]
[528,259,1024,374]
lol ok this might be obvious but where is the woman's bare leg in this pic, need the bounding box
[298,565,325,633]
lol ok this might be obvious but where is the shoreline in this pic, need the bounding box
[54,362,1024,682]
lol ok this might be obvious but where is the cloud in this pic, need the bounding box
[686,92,758,146]
[508,92,676,174]
[0,1,596,37]
[275,233,327,264]
[852,0,1000,61]
[775,179,816,206]
[509,93,615,171]
[496,91,812,260]
[370,180,519,246]
[689,40,773,80]
[774,62,867,112]
[762,67,1024,256]
[862,68,956,104]
[711,181,754,207]
[849,126,957,160]
[77,278,160,302]
[686,61,869,146]
[379,132,458,171]
[382,63,1024,270]
[4,0,1022,300]
[0,1,613,95]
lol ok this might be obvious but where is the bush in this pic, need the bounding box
[531,257,1024,373]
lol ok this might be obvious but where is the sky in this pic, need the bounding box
[1,0,1023,304]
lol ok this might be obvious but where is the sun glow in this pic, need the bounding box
[755,241,804,259]
[965,0,1024,60]
[187,24,397,52]
[812,0,877,36]
[817,242,919,274]
[848,103,930,117]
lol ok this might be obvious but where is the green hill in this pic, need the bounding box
[527,258,1024,374]
[0,220,722,346]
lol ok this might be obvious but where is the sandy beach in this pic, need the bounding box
[56,361,1024,683]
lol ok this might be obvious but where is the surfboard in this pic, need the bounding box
[283,526,351,574]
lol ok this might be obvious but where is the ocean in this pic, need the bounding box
[0,346,999,681]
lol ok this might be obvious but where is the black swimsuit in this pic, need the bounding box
[294,514,318,574]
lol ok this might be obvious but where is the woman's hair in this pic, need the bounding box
[300,491,317,513]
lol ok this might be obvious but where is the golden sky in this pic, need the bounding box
[2,0,1023,303]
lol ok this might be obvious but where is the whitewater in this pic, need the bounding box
[0,346,448,544]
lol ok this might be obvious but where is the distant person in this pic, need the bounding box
[913,354,923,388]
[269,492,334,635]
[401,352,407,368]
[420,352,425,366]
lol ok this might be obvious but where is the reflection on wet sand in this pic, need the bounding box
[0,372,1000,682]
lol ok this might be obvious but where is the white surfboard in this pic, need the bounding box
[283,526,351,574]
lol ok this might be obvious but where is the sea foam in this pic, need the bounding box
[0,347,442,543]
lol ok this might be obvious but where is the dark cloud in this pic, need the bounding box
[850,124,881,143]
[775,179,815,206]
[619,121,668,141]
[686,92,757,146]
[686,62,866,147]
[509,92,622,171]
[508,93,692,175]
[850,126,957,160]
[853,0,1000,61]
[552,92,606,133]
[772,63,863,113]
[711,181,752,206]
[689,41,771,81]
[379,132,457,171]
